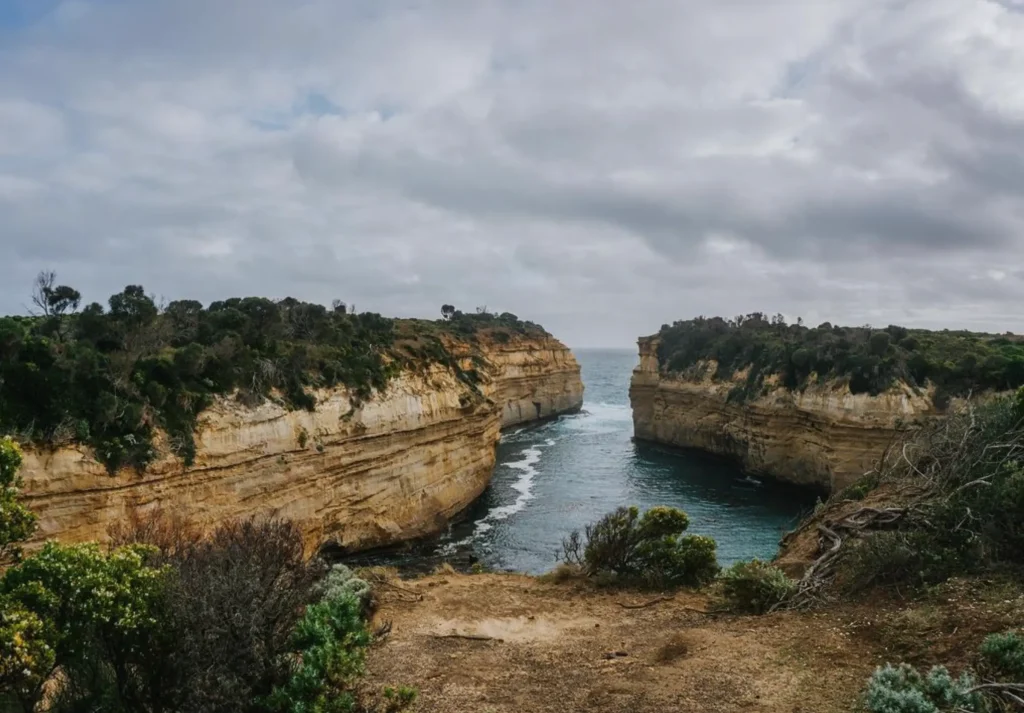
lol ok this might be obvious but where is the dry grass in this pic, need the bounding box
[365,572,879,713]
[654,632,692,664]
[356,565,401,586]
[536,562,582,584]
[432,562,457,576]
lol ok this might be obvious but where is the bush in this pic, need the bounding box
[561,506,719,588]
[1,281,539,474]
[0,542,169,713]
[821,392,1024,597]
[718,559,796,614]
[0,512,400,713]
[978,630,1024,681]
[264,589,370,713]
[654,314,1024,405]
[150,518,326,713]
[862,663,982,713]
[0,450,403,713]
[0,600,54,711]
[837,472,881,501]
[0,437,36,563]
[318,564,373,616]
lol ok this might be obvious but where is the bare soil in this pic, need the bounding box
[365,573,884,713]
[364,571,1024,712]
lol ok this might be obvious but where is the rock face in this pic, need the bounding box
[483,339,585,427]
[629,336,935,492]
[19,336,583,552]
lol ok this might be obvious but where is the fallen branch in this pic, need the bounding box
[372,619,393,643]
[430,633,502,642]
[617,596,674,609]
[375,580,424,601]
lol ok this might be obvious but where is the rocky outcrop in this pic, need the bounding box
[481,338,584,427]
[629,336,935,492]
[19,336,583,552]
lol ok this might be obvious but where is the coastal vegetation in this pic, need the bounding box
[764,390,1024,711]
[559,506,720,589]
[655,313,1024,407]
[0,436,408,713]
[0,271,546,473]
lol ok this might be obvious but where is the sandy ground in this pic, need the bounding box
[363,572,889,713]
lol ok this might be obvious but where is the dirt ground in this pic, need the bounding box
[364,572,889,713]
[363,570,1024,713]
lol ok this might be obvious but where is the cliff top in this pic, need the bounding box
[0,275,556,473]
[648,313,1024,406]
[361,568,1024,713]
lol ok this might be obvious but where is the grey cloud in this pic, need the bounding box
[3,0,1024,347]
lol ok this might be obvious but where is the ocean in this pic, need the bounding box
[346,348,817,574]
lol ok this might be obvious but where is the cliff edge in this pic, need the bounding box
[630,335,933,491]
[18,334,583,552]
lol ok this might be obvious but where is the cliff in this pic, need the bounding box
[629,336,934,491]
[18,336,583,552]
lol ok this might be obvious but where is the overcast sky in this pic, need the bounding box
[2,0,1024,347]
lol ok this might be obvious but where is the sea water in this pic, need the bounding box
[347,348,817,574]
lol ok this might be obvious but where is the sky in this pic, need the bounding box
[3,1,1024,348]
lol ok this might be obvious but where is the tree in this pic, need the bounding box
[30,271,81,318]
[29,271,55,316]
[0,437,37,563]
[109,285,158,328]
[868,331,891,357]
[441,304,455,321]
[331,299,347,315]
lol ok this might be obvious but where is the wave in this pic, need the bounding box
[435,442,548,554]
[558,401,632,434]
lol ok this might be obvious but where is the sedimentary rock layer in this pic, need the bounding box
[629,336,934,492]
[19,336,583,551]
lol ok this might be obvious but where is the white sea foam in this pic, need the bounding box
[559,401,632,434]
[499,428,525,443]
[435,441,549,553]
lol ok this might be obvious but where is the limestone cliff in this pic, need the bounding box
[19,336,583,552]
[629,336,934,492]
[478,338,585,427]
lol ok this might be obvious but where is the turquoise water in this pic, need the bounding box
[348,348,817,574]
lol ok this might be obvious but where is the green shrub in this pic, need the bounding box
[0,599,54,711]
[1,280,537,474]
[655,314,1024,405]
[0,438,36,563]
[319,564,373,614]
[561,506,719,588]
[0,542,169,712]
[828,392,1024,596]
[862,663,982,713]
[718,559,796,614]
[978,630,1024,681]
[838,472,881,501]
[264,590,370,713]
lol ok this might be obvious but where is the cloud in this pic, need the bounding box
[2,0,1024,347]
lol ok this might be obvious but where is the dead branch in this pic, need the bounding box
[372,619,393,643]
[430,633,502,642]
[617,596,675,609]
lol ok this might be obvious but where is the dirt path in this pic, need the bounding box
[364,573,883,713]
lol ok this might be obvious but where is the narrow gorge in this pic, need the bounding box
[16,333,583,553]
